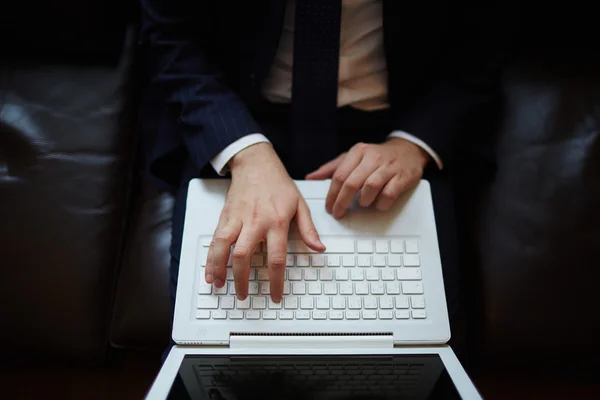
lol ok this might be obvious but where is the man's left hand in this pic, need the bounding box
[306,138,430,219]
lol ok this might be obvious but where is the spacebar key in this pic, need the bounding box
[288,239,354,253]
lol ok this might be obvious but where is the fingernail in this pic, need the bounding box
[237,293,247,301]
[214,278,224,288]
[205,273,213,283]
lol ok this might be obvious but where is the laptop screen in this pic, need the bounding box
[165,354,462,399]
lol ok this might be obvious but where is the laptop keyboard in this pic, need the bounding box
[195,237,426,321]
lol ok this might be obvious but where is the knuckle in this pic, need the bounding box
[269,255,286,270]
[343,180,360,192]
[364,179,381,191]
[232,246,250,260]
[273,215,288,229]
[381,190,397,201]
[353,142,368,153]
[332,172,346,184]
[213,229,234,243]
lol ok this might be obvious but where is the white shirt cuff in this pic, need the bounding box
[388,131,444,170]
[210,133,271,175]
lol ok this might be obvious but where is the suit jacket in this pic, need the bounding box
[138,0,517,191]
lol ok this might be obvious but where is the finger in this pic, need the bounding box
[332,158,378,219]
[358,167,396,208]
[305,154,345,180]
[374,173,420,211]
[326,150,363,214]
[231,224,265,300]
[208,219,242,287]
[296,198,325,252]
[266,226,289,302]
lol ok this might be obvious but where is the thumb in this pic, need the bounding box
[295,198,325,252]
[305,154,345,180]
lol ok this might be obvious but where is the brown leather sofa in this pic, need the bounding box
[1,0,599,385]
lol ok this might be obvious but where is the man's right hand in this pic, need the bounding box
[204,143,325,303]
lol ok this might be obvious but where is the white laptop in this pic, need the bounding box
[146,179,482,399]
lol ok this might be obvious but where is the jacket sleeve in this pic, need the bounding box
[139,0,261,181]
[392,1,520,166]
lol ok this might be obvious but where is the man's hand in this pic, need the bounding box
[306,138,430,219]
[205,143,325,302]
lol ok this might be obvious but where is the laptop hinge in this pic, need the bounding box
[229,334,394,349]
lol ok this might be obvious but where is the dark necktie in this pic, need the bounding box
[290,0,342,178]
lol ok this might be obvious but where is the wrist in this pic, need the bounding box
[229,142,277,172]
[386,137,430,168]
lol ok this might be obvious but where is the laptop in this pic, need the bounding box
[146,179,482,399]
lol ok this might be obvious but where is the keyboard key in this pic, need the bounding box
[300,297,314,309]
[213,311,227,319]
[375,240,389,253]
[245,311,260,319]
[342,255,355,267]
[197,296,219,309]
[280,311,294,319]
[379,296,394,309]
[268,299,282,309]
[214,285,227,295]
[248,282,259,295]
[339,282,353,295]
[370,282,385,295]
[311,255,325,267]
[237,298,250,309]
[221,296,235,309]
[332,298,346,309]
[390,240,404,253]
[379,310,393,319]
[327,255,340,266]
[284,297,298,309]
[288,269,302,281]
[381,270,395,281]
[313,311,327,319]
[196,310,211,319]
[226,269,234,280]
[335,269,349,280]
[357,240,373,253]
[373,255,386,267]
[253,297,267,309]
[411,296,426,309]
[395,310,410,319]
[304,269,318,280]
[363,311,377,319]
[296,311,310,319]
[198,283,212,294]
[405,240,419,253]
[257,269,270,281]
[412,310,427,319]
[263,311,277,320]
[296,255,310,267]
[403,254,420,267]
[250,255,263,267]
[355,283,369,295]
[229,311,244,319]
[348,297,362,309]
[329,311,344,319]
[351,270,364,281]
[397,268,422,280]
[388,255,402,267]
[402,282,424,294]
[320,238,355,253]
[293,283,306,295]
[260,282,270,295]
[357,255,370,267]
[319,269,333,280]
[308,282,322,295]
[394,296,409,309]
[325,282,339,295]
[316,296,330,309]
[346,311,360,319]
[286,255,295,267]
[386,282,401,295]
[363,298,377,309]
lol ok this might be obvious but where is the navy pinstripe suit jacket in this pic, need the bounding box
[138,0,516,191]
